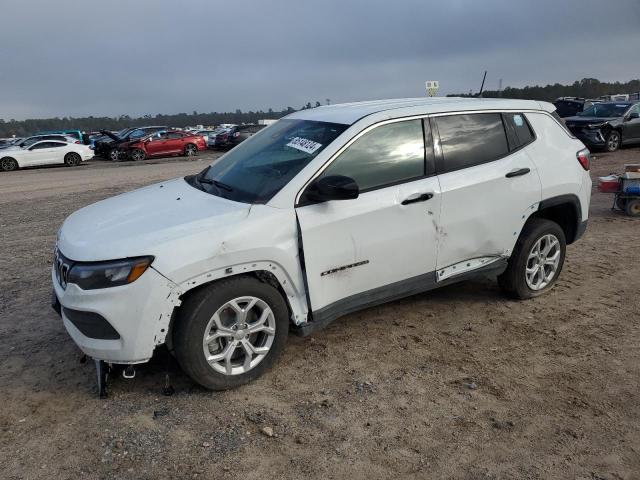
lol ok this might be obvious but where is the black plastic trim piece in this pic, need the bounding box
[62,307,120,340]
[574,219,588,242]
[293,259,507,337]
[538,193,583,243]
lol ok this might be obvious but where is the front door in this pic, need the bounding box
[432,112,542,279]
[622,104,640,143]
[296,118,441,316]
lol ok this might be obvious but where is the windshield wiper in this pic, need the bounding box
[195,168,234,192]
[212,179,234,192]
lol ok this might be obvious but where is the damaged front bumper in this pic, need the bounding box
[51,266,179,364]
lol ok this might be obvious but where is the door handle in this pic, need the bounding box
[505,168,530,178]
[401,193,433,205]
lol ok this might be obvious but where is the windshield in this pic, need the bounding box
[578,103,630,118]
[194,119,348,203]
[18,137,42,147]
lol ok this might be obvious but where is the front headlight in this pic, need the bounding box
[67,256,154,290]
[587,123,605,129]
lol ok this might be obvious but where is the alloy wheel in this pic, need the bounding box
[607,132,620,151]
[131,150,145,161]
[202,296,276,376]
[525,234,561,290]
[186,145,196,156]
[1,158,17,171]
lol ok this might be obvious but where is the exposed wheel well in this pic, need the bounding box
[165,270,293,351]
[531,198,580,244]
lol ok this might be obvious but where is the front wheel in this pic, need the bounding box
[1,157,18,172]
[184,143,197,156]
[605,130,621,152]
[64,152,81,167]
[498,218,566,299]
[173,276,289,390]
[130,148,145,161]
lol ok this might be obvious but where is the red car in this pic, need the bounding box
[119,130,206,161]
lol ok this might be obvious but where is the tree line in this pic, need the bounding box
[449,77,640,102]
[0,101,326,138]
[2,78,639,137]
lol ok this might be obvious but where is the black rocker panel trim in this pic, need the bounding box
[295,259,507,336]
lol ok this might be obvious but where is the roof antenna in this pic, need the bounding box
[478,71,487,98]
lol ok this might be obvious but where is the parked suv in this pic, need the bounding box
[52,98,591,392]
[564,101,640,152]
[212,124,266,148]
[553,97,586,118]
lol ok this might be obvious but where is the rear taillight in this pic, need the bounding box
[75,140,81,144]
[577,148,590,171]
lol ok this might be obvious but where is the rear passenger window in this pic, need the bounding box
[503,113,535,150]
[321,119,425,191]
[435,113,509,173]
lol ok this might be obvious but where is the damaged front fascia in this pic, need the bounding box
[151,266,183,345]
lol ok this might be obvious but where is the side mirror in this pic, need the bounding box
[627,112,639,120]
[304,175,359,204]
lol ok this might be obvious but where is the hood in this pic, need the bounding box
[98,130,122,141]
[565,116,616,126]
[0,144,21,151]
[58,177,252,263]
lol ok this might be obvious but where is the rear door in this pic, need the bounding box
[296,118,441,315]
[165,132,185,153]
[432,112,541,280]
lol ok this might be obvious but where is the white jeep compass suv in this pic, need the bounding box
[52,98,591,391]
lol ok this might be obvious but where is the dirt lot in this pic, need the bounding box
[1,148,639,480]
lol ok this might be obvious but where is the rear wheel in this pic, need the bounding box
[625,199,640,217]
[0,157,18,172]
[130,149,145,161]
[605,130,621,152]
[64,152,81,167]
[173,276,289,390]
[184,143,197,157]
[498,218,566,299]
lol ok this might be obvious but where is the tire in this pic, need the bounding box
[184,143,197,157]
[130,148,145,161]
[605,130,621,152]
[0,157,18,172]
[173,276,289,390]
[498,218,566,299]
[616,196,627,211]
[625,199,640,217]
[64,152,81,167]
[108,149,120,161]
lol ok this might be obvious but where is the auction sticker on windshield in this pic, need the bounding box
[286,137,322,155]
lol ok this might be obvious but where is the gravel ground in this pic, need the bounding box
[0,148,639,480]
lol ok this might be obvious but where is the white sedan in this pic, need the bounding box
[0,140,94,171]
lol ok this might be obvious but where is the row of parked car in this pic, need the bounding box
[92,124,266,161]
[554,97,640,152]
[0,123,267,171]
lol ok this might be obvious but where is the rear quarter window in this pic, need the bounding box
[503,113,535,150]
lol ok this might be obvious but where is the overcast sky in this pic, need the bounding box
[1,0,639,120]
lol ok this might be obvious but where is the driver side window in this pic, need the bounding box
[320,119,426,191]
